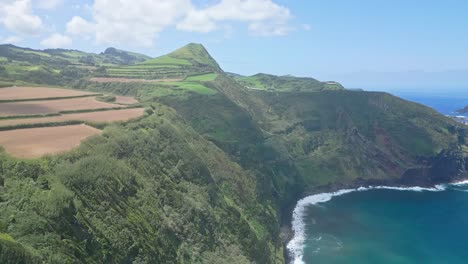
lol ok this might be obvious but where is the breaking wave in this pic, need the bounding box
[286,182,466,264]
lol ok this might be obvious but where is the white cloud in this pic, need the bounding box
[40,33,72,48]
[0,0,43,35]
[63,0,293,47]
[66,16,95,39]
[177,10,217,33]
[75,0,192,47]
[178,0,292,36]
[37,0,63,9]
[2,35,22,44]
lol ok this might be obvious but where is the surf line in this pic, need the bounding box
[286,183,453,264]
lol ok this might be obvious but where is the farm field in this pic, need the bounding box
[0,108,145,127]
[0,97,122,117]
[90,77,183,83]
[0,86,97,101]
[185,73,218,82]
[0,124,101,158]
[0,86,143,158]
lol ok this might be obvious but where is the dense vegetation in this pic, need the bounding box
[0,43,467,263]
[234,73,344,92]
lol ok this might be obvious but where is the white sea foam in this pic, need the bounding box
[450,179,468,186]
[286,184,446,264]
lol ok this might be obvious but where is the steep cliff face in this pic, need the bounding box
[154,73,467,223]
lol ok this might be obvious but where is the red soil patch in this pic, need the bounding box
[90,77,182,83]
[0,108,145,127]
[0,86,95,101]
[0,97,121,117]
[0,124,101,158]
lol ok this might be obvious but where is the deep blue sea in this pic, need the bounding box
[392,89,468,116]
[288,89,468,264]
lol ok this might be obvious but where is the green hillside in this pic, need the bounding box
[0,43,467,264]
[0,44,160,89]
[235,73,345,92]
[103,43,220,80]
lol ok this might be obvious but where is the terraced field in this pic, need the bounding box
[98,43,219,81]
[102,65,199,80]
[0,86,97,101]
[0,124,101,158]
[0,97,122,117]
[90,77,182,83]
[0,108,145,128]
[0,86,144,158]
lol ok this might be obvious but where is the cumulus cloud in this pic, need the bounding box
[177,10,217,33]
[178,0,292,36]
[0,0,43,35]
[66,16,95,39]
[40,33,72,48]
[64,0,293,47]
[70,0,192,47]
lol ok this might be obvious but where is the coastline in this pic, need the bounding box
[284,178,468,264]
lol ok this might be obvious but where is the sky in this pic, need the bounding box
[0,0,467,90]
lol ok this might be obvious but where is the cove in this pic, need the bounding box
[287,181,468,264]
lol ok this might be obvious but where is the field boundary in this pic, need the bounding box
[0,120,83,131]
[58,105,141,114]
[0,105,142,120]
[0,111,147,131]
[0,113,61,120]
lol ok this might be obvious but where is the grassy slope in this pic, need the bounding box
[0,44,282,263]
[0,109,281,263]
[0,44,154,88]
[157,73,467,217]
[104,43,220,80]
[0,43,467,264]
[235,73,344,92]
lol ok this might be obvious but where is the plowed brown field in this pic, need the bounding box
[0,97,122,117]
[0,108,145,127]
[0,124,101,158]
[0,86,96,100]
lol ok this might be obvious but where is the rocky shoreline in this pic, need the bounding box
[281,164,468,264]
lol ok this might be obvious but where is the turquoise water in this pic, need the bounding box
[298,184,468,264]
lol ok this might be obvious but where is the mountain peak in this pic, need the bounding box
[167,43,221,71]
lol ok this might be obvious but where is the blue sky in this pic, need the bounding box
[0,0,467,90]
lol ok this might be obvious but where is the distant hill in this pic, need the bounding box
[101,43,221,80]
[101,47,151,64]
[457,106,468,114]
[0,44,151,68]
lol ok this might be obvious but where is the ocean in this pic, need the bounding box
[288,90,468,264]
[288,183,468,264]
